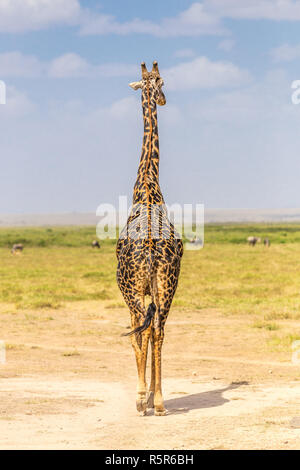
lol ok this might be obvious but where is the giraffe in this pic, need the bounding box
[116,61,183,416]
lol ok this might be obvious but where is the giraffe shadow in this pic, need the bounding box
[160,381,248,416]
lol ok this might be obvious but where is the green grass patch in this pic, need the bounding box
[1,223,300,248]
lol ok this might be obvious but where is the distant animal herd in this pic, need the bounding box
[247,236,270,247]
[10,240,102,254]
[9,236,270,254]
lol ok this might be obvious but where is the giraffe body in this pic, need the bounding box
[116,62,183,416]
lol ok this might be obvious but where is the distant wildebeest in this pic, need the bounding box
[11,243,23,254]
[264,238,270,247]
[92,240,100,249]
[247,236,261,246]
[189,236,203,246]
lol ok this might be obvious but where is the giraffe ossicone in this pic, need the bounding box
[116,61,183,416]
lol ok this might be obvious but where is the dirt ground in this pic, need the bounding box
[0,301,299,450]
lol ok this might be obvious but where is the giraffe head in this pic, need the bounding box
[129,61,166,106]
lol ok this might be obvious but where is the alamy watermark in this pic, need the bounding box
[96,196,204,250]
[291,340,300,365]
[291,80,300,104]
[0,80,6,105]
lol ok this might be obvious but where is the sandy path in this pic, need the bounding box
[1,302,300,449]
[0,376,299,450]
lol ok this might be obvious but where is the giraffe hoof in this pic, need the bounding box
[136,398,148,413]
[147,391,154,409]
[154,408,167,416]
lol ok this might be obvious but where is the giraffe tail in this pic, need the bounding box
[121,302,156,337]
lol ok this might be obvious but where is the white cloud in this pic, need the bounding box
[0,85,35,117]
[109,96,138,119]
[0,51,45,77]
[79,3,225,37]
[163,56,250,91]
[206,0,300,21]
[218,39,235,52]
[0,51,138,78]
[174,48,196,59]
[190,68,295,125]
[48,53,91,78]
[2,1,300,37]
[48,53,139,78]
[156,2,225,37]
[271,43,300,62]
[79,1,300,38]
[0,51,250,93]
[0,0,80,33]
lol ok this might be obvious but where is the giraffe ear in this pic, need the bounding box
[129,81,142,90]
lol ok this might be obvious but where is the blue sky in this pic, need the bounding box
[1,0,300,213]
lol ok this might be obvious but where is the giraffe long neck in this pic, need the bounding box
[133,84,164,206]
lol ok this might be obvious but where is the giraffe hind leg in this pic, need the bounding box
[130,324,151,415]
[147,329,155,409]
[151,278,177,416]
[125,297,153,415]
[152,322,167,416]
[147,313,167,415]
